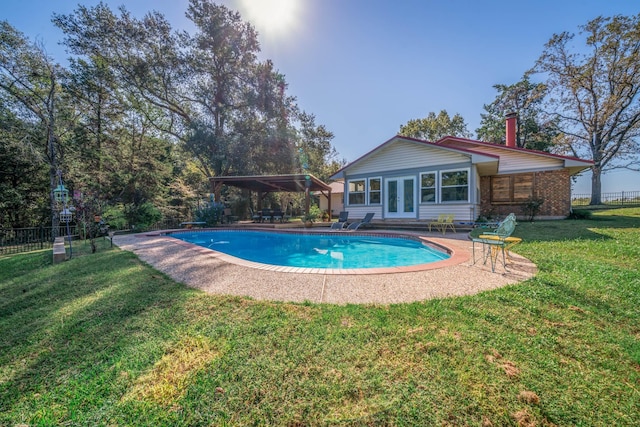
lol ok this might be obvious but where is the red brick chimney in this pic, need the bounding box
[505,112,517,147]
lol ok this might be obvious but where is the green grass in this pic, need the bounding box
[1,210,639,426]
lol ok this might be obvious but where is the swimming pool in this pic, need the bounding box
[170,230,450,270]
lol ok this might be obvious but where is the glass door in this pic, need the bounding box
[385,177,415,218]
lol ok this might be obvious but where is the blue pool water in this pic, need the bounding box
[171,230,450,269]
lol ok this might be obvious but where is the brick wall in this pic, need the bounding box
[480,169,571,219]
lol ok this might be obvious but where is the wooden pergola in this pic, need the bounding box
[209,173,332,216]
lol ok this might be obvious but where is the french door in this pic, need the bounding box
[385,176,416,218]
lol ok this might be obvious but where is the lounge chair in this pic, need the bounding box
[471,213,518,272]
[428,214,456,234]
[330,211,349,230]
[346,213,374,230]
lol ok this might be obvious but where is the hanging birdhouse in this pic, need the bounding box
[53,184,69,203]
[60,208,73,222]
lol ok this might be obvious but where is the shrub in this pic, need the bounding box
[195,202,225,225]
[522,197,544,222]
[568,209,593,220]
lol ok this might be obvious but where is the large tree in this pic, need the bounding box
[399,110,471,141]
[534,14,640,204]
[476,75,557,151]
[54,0,298,199]
[0,21,67,231]
[296,111,342,182]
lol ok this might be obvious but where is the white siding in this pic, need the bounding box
[347,206,383,221]
[441,141,563,173]
[418,205,476,222]
[348,140,469,175]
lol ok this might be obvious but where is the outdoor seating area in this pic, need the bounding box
[252,208,289,223]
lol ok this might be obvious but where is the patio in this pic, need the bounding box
[113,229,536,304]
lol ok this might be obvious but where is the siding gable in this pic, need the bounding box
[347,140,469,175]
[440,140,564,173]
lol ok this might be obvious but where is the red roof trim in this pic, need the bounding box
[330,135,499,178]
[436,136,594,165]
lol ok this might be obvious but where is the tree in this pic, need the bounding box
[534,14,640,205]
[54,0,299,200]
[0,21,66,232]
[476,75,557,151]
[296,111,343,182]
[0,96,49,227]
[399,110,471,141]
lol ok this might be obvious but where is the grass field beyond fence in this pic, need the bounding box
[1,209,639,426]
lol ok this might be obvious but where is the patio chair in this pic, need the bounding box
[223,208,238,224]
[428,214,456,234]
[261,208,272,223]
[346,213,374,230]
[471,213,518,272]
[249,208,261,223]
[272,209,284,223]
[330,211,349,230]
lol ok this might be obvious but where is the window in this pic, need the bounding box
[440,169,469,202]
[368,178,381,204]
[491,173,533,203]
[420,172,436,203]
[348,179,366,205]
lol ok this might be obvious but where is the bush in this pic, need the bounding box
[568,209,593,220]
[102,205,128,230]
[522,197,544,222]
[195,202,224,225]
[125,202,162,231]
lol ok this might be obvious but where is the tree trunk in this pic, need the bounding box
[590,167,602,205]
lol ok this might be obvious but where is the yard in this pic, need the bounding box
[1,208,639,426]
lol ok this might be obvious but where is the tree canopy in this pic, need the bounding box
[0,1,342,228]
[399,110,471,141]
[476,75,557,151]
[534,14,640,204]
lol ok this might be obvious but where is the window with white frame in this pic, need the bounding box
[440,169,469,202]
[368,178,381,204]
[420,172,436,203]
[348,179,366,205]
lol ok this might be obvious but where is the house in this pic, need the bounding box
[330,115,593,222]
[315,181,344,217]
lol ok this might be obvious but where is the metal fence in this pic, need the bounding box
[0,225,78,255]
[0,218,185,256]
[572,190,640,207]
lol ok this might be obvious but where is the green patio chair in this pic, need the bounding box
[472,213,517,272]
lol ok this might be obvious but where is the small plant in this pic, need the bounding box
[522,196,544,222]
[302,205,322,222]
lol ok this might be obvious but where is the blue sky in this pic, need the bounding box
[4,0,640,194]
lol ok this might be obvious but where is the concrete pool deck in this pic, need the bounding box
[113,229,537,305]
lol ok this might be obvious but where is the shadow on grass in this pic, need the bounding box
[0,248,193,415]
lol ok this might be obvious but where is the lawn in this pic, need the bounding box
[1,209,639,426]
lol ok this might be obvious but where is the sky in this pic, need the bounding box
[3,0,640,194]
